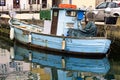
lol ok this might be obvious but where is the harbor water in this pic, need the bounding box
[0,31,120,80]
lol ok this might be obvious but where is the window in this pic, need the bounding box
[29,0,39,4]
[66,11,76,17]
[108,2,116,8]
[96,2,107,9]
[0,0,5,6]
[114,2,120,8]
[37,0,39,4]
[13,0,20,8]
[42,0,47,8]
[54,12,58,16]
[32,0,36,4]
[118,3,120,7]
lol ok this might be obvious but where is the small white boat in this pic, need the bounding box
[8,4,111,58]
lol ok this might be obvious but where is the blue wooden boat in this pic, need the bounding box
[13,43,110,74]
[8,6,111,58]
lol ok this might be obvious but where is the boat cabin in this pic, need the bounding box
[42,4,97,37]
[50,5,85,36]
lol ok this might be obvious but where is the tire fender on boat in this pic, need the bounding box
[61,57,66,68]
[28,33,32,43]
[62,39,66,50]
[10,47,14,59]
[10,27,14,40]
[29,52,32,61]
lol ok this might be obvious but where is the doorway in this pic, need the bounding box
[13,0,20,8]
[51,9,59,35]
[42,0,47,8]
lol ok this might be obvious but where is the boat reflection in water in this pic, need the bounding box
[11,43,110,80]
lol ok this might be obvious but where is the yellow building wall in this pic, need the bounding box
[0,0,105,11]
[32,68,51,80]
[72,0,96,9]
[47,0,52,8]
[62,0,69,4]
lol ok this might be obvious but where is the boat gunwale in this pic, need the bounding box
[12,24,110,40]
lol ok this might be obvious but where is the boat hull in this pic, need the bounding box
[12,26,111,59]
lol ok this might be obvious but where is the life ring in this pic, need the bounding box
[10,27,14,40]
[59,4,77,9]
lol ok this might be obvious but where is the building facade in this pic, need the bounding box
[0,0,104,12]
[71,0,105,9]
[0,0,54,12]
